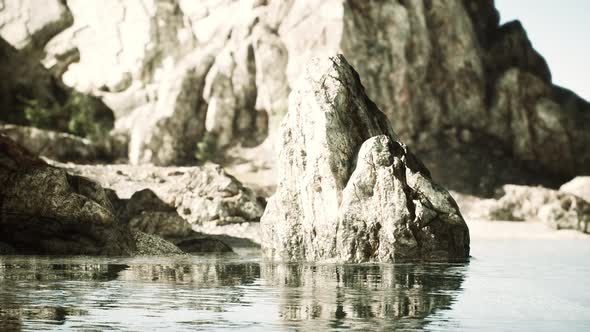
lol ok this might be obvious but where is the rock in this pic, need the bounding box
[131,231,185,256]
[106,188,192,239]
[0,134,186,255]
[176,238,233,254]
[131,51,214,165]
[261,55,470,263]
[0,124,97,162]
[0,134,135,255]
[128,212,193,239]
[56,163,265,227]
[488,185,590,233]
[106,187,233,252]
[560,177,590,202]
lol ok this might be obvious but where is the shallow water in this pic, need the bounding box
[1,239,589,331]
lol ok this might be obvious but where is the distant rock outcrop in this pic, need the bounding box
[487,185,590,234]
[261,55,470,263]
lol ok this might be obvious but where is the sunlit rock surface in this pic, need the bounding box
[57,163,265,227]
[261,55,469,263]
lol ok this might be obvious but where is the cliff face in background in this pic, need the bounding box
[1,0,589,196]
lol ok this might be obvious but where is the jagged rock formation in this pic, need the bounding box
[487,185,589,233]
[57,163,265,226]
[0,134,181,255]
[261,55,469,263]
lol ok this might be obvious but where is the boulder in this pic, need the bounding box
[105,187,235,253]
[132,231,185,256]
[0,134,134,255]
[176,238,233,254]
[0,124,97,162]
[488,185,590,233]
[560,177,590,203]
[57,163,265,227]
[0,134,183,255]
[261,55,470,263]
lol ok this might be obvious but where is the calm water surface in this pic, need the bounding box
[1,239,589,331]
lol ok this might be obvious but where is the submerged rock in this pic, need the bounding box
[261,55,470,263]
[487,185,590,233]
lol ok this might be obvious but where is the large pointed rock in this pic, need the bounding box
[261,55,470,262]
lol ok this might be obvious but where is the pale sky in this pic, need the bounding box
[495,0,590,100]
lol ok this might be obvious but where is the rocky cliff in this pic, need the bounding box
[1,0,588,195]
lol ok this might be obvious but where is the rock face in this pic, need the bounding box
[261,56,470,263]
[0,134,183,255]
[487,185,589,233]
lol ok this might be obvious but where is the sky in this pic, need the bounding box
[495,0,590,100]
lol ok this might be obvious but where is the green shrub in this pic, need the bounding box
[195,131,218,162]
[18,91,113,142]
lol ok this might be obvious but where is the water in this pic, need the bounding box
[1,240,589,331]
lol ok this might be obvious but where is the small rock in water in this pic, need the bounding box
[132,231,185,256]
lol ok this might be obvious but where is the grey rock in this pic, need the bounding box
[132,52,214,165]
[132,231,185,256]
[57,163,265,227]
[128,212,193,239]
[0,134,186,255]
[0,124,97,162]
[488,185,590,233]
[0,134,135,255]
[261,55,469,263]
[176,238,233,254]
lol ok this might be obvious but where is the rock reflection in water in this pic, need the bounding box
[262,263,466,330]
[0,256,466,331]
